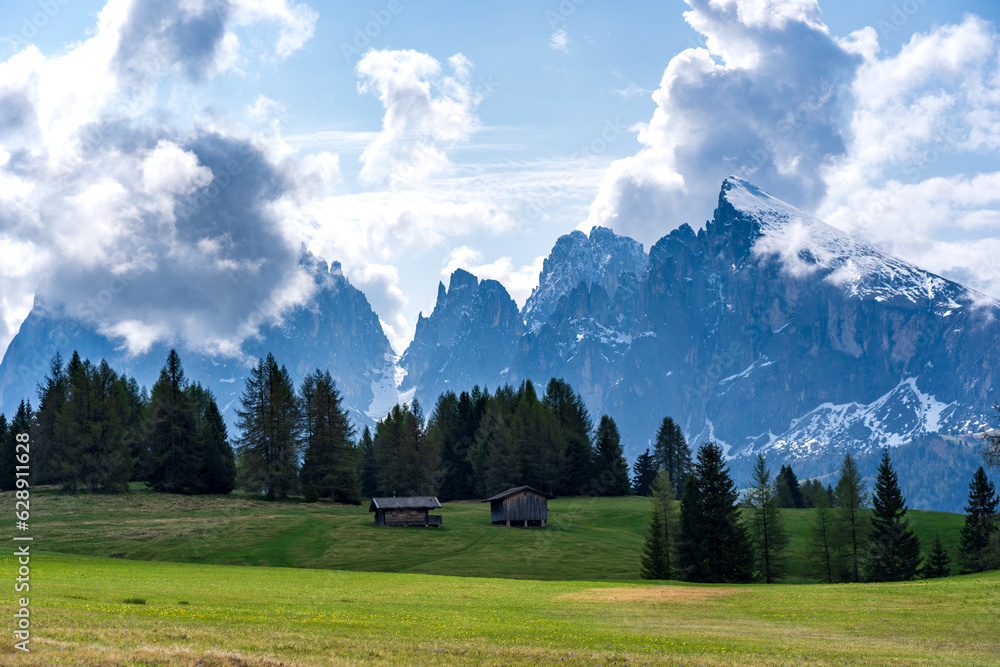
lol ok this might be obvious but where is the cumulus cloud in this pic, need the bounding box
[0,0,320,358]
[442,247,545,307]
[586,0,859,242]
[819,15,1000,298]
[356,49,483,186]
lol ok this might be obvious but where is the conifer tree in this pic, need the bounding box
[299,370,359,503]
[372,401,438,496]
[235,352,300,499]
[544,378,593,496]
[867,448,921,582]
[512,381,561,495]
[2,403,32,491]
[834,452,868,582]
[807,489,838,583]
[776,465,805,508]
[359,426,378,499]
[189,386,236,495]
[428,391,463,500]
[632,448,657,496]
[653,416,692,497]
[640,501,669,579]
[592,415,630,496]
[147,350,204,495]
[31,352,67,486]
[469,393,518,497]
[677,443,753,583]
[957,466,1000,573]
[745,454,789,583]
[0,413,9,491]
[922,533,951,579]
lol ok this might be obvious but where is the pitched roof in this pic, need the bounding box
[369,496,441,511]
[481,485,554,502]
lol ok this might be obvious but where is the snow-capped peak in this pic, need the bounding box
[719,177,969,306]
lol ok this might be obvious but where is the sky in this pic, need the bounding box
[0,0,999,360]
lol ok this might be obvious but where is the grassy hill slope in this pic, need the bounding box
[8,486,967,582]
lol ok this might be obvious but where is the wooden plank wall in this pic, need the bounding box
[491,491,547,522]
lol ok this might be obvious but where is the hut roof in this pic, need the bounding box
[369,497,441,511]
[480,486,554,503]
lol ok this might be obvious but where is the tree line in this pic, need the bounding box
[640,446,1000,583]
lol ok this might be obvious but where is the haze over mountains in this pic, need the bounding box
[2,177,996,508]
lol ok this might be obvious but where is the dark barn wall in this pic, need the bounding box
[491,491,547,524]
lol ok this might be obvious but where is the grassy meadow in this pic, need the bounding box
[0,486,992,666]
[0,552,998,666]
[4,486,968,582]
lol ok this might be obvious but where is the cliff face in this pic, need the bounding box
[402,178,1000,469]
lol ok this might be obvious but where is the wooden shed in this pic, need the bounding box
[369,497,443,527]
[482,486,553,527]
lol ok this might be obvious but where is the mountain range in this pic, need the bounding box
[3,177,996,509]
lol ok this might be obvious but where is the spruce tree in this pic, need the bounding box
[372,401,438,496]
[429,391,463,501]
[299,370,359,503]
[632,449,657,496]
[235,353,301,499]
[745,454,789,583]
[922,533,951,579]
[653,416,692,497]
[0,413,9,491]
[147,350,204,495]
[834,452,868,582]
[197,391,237,494]
[957,466,1000,573]
[593,415,630,496]
[867,448,921,582]
[359,426,378,499]
[676,443,753,583]
[640,500,669,579]
[543,378,593,496]
[776,465,805,508]
[807,489,837,583]
[31,352,67,486]
[512,381,561,495]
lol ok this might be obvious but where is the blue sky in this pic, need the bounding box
[1,0,999,358]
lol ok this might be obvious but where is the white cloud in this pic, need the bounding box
[550,29,569,53]
[0,0,323,359]
[355,49,483,186]
[586,0,859,244]
[442,247,545,307]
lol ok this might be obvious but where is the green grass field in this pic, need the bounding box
[6,486,968,582]
[0,486,991,666]
[1,553,998,666]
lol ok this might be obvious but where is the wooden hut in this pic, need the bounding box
[369,497,442,527]
[482,486,553,527]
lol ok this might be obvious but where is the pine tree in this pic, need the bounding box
[806,489,838,583]
[640,500,669,579]
[372,401,438,496]
[834,452,868,582]
[147,350,204,495]
[922,533,951,579]
[512,381,561,495]
[192,388,236,494]
[235,353,301,499]
[31,352,68,486]
[745,454,789,583]
[776,465,805,508]
[0,413,9,491]
[429,391,463,501]
[469,394,517,497]
[3,403,33,491]
[543,378,593,496]
[592,415,630,496]
[653,416,692,497]
[867,448,921,582]
[632,448,657,496]
[299,370,359,503]
[677,443,753,583]
[957,466,1000,573]
[359,426,378,499]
